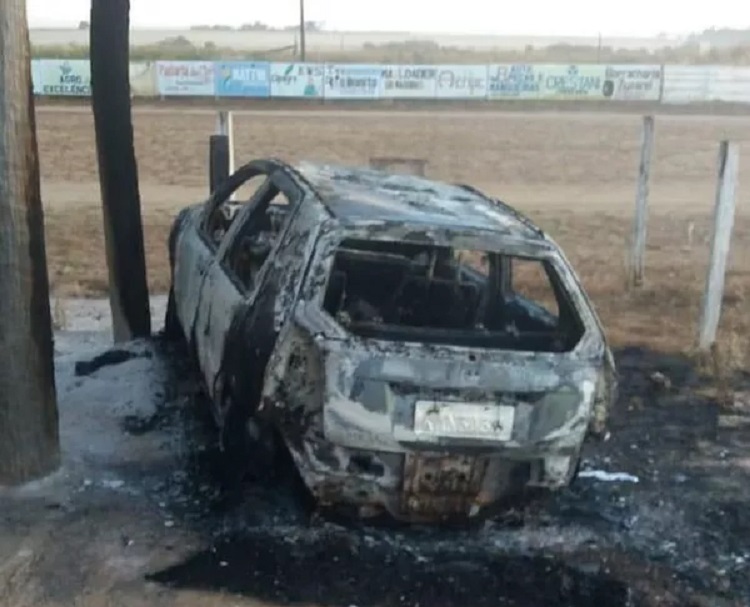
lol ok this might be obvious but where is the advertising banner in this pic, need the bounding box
[34,59,91,96]
[324,64,383,99]
[488,64,541,99]
[489,64,608,100]
[435,65,488,99]
[36,58,750,107]
[381,65,438,98]
[603,65,662,101]
[270,63,324,98]
[129,62,158,97]
[538,64,607,99]
[215,61,271,97]
[156,61,215,96]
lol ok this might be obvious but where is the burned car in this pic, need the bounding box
[165,158,617,522]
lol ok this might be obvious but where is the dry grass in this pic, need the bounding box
[32,40,750,66]
[45,207,174,298]
[36,105,750,356]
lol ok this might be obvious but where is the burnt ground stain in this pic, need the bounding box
[147,532,642,607]
[121,411,166,436]
[143,339,750,607]
[74,347,152,377]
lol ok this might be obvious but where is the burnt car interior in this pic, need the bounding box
[323,239,585,352]
[210,180,292,292]
[205,177,290,249]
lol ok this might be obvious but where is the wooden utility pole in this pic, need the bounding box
[299,0,307,61]
[90,0,151,342]
[629,115,655,287]
[0,0,60,485]
[697,141,739,351]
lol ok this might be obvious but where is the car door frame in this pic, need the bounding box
[193,184,271,402]
[218,171,322,443]
[173,160,282,351]
[196,168,306,416]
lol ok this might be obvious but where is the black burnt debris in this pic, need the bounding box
[149,343,750,606]
[3,331,746,607]
[74,346,152,377]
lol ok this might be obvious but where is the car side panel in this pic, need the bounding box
[172,208,213,347]
[194,261,244,402]
[191,199,259,401]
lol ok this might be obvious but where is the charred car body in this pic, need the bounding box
[165,158,617,523]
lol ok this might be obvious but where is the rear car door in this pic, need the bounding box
[194,174,301,406]
[172,169,268,347]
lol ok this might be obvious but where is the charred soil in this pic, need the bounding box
[2,330,748,607]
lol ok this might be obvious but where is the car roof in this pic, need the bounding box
[293,161,544,240]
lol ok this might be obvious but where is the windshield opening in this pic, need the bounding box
[322,238,584,352]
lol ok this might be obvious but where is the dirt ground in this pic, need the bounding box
[37,103,750,357]
[0,314,748,607]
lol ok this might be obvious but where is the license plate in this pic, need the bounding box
[413,401,514,441]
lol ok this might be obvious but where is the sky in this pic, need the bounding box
[25,0,750,38]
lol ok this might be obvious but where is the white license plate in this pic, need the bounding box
[413,401,514,441]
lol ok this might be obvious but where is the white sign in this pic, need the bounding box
[156,61,215,96]
[324,64,383,99]
[270,63,324,98]
[34,59,90,96]
[604,65,662,101]
[435,65,488,99]
[381,65,438,98]
[129,62,157,97]
[662,66,711,104]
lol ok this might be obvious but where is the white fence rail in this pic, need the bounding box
[662,65,750,104]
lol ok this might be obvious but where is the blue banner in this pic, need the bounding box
[215,61,271,97]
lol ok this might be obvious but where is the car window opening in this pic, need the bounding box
[205,178,291,249]
[223,187,291,291]
[322,239,584,352]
